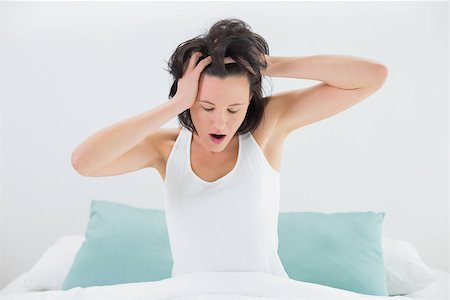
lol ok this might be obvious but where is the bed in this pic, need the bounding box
[0,268,448,300]
[1,200,448,300]
[1,267,449,300]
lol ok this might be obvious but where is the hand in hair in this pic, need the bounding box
[223,55,268,76]
[223,56,254,75]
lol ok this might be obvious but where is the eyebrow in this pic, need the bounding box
[199,100,245,106]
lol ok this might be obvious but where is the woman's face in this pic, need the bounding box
[190,73,252,154]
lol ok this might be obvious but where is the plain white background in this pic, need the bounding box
[0,1,448,289]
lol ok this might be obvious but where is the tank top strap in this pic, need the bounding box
[240,131,280,177]
[164,126,190,186]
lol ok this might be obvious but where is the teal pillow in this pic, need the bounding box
[62,200,173,290]
[278,211,388,296]
[62,200,387,296]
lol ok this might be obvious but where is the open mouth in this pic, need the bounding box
[209,133,226,143]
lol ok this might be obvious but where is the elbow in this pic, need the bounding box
[71,152,89,176]
[373,64,389,87]
[365,64,388,89]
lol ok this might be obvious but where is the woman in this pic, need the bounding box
[71,18,388,278]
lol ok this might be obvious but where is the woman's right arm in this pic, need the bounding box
[71,99,185,176]
[72,52,212,176]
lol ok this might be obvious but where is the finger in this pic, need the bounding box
[243,63,256,75]
[187,52,203,71]
[195,56,212,71]
[225,57,255,75]
[187,52,201,71]
[224,57,236,64]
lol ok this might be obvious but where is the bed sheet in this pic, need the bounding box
[0,271,419,300]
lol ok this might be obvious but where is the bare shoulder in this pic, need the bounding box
[151,126,183,164]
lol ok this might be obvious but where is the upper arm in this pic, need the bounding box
[77,133,162,177]
[270,66,388,136]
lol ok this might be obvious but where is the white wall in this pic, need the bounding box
[0,1,448,289]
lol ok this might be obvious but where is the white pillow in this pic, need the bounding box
[0,235,85,294]
[382,236,438,295]
[25,235,86,291]
[0,272,31,295]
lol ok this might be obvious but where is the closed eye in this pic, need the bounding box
[203,107,238,114]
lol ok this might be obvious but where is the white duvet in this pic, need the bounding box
[0,271,416,300]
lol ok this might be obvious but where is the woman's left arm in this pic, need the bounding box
[260,54,388,135]
[262,54,388,89]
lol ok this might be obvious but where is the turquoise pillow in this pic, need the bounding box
[62,200,387,296]
[62,200,173,290]
[278,211,388,296]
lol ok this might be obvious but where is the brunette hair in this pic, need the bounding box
[164,18,271,136]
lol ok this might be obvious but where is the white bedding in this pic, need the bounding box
[2,235,448,300]
[0,271,419,300]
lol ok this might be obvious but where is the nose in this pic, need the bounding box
[211,110,227,130]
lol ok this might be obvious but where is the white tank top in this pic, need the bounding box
[163,126,289,279]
